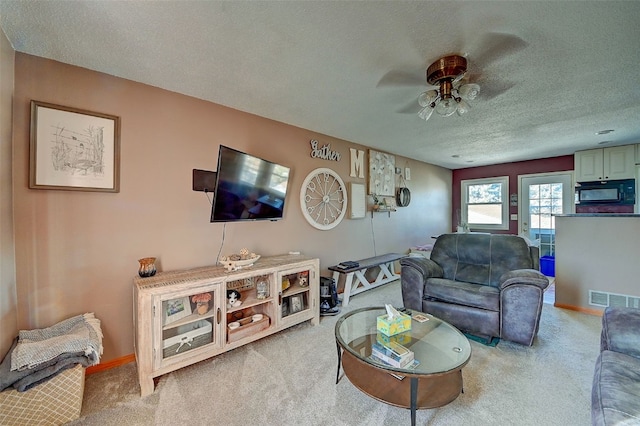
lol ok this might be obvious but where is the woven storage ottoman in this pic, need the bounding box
[0,364,85,425]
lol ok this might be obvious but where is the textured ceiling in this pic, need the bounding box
[2,1,640,169]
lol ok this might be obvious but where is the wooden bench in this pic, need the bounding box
[328,253,406,307]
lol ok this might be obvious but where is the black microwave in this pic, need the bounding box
[575,179,636,205]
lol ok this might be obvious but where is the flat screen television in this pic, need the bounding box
[211,145,291,222]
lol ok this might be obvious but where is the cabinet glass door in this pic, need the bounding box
[157,283,221,365]
[279,268,312,323]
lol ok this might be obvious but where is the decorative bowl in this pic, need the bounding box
[219,254,261,271]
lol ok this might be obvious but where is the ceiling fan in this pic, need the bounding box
[377,32,528,120]
[417,54,480,121]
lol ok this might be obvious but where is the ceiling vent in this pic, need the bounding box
[589,290,640,309]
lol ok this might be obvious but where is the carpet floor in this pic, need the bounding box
[71,280,601,425]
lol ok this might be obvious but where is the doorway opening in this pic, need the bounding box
[519,172,574,305]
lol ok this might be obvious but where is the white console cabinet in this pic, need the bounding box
[133,254,319,396]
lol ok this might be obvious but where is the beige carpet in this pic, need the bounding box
[71,281,601,425]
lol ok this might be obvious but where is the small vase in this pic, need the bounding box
[196,302,209,315]
[138,257,157,278]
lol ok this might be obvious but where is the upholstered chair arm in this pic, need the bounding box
[400,257,443,311]
[499,268,550,346]
[601,307,640,359]
[498,269,549,291]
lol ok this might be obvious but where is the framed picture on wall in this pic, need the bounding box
[29,100,121,192]
[368,149,395,196]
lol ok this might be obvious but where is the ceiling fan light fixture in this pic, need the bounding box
[458,83,480,100]
[418,105,435,121]
[418,90,438,107]
[456,98,471,115]
[417,54,480,122]
[435,97,457,116]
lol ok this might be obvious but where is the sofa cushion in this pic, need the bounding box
[431,233,491,285]
[601,307,640,359]
[424,278,499,311]
[592,350,640,425]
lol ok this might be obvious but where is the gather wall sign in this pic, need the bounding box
[309,139,341,161]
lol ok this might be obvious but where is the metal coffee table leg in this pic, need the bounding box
[336,340,342,384]
[410,377,418,426]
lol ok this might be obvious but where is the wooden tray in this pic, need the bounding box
[227,315,270,343]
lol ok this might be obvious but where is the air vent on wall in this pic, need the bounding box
[589,290,640,309]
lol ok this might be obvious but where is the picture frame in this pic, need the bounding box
[29,100,121,192]
[164,297,192,325]
[289,295,304,314]
[368,149,395,196]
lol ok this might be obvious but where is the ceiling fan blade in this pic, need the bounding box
[396,98,421,114]
[473,32,528,69]
[478,80,515,101]
[376,70,425,88]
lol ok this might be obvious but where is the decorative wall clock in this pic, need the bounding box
[300,168,347,230]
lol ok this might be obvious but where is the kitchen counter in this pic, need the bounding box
[554,215,640,314]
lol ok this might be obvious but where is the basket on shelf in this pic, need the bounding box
[162,320,213,358]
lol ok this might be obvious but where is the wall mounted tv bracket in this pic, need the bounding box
[192,169,217,193]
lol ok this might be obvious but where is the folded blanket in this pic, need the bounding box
[11,313,103,372]
[0,338,90,392]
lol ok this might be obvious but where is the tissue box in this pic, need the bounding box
[377,313,411,336]
[377,331,412,346]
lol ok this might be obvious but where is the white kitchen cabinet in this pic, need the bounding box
[133,254,319,397]
[575,145,635,181]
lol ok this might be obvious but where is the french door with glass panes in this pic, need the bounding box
[518,173,573,257]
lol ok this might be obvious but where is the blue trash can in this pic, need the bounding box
[540,255,555,277]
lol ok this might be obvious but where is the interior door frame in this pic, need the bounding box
[517,171,575,239]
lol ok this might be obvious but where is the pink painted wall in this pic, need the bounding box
[452,156,575,234]
[0,28,17,359]
[11,53,452,361]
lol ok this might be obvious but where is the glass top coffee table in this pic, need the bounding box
[335,307,471,426]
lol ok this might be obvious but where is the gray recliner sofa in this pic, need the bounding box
[592,307,640,425]
[400,233,549,346]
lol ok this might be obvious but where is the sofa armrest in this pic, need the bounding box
[498,269,549,291]
[499,269,549,346]
[601,307,640,359]
[399,257,443,311]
